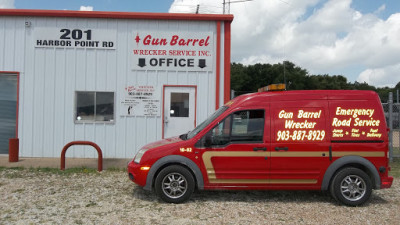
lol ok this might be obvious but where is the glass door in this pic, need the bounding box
[163,86,196,138]
[0,73,18,154]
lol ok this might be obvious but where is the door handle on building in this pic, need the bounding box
[164,117,169,124]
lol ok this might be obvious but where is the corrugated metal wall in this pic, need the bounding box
[0,15,227,158]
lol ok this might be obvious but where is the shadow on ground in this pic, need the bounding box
[130,185,389,206]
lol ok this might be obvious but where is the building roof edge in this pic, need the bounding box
[0,9,234,22]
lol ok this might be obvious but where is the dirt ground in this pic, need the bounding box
[0,168,399,225]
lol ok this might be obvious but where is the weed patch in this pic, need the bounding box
[390,158,400,178]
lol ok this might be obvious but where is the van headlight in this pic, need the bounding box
[134,148,148,164]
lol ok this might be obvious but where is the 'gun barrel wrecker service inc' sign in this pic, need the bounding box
[131,32,214,71]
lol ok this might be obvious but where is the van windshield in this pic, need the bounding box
[186,106,228,140]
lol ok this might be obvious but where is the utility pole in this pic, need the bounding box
[389,92,393,162]
[222,0,253,14]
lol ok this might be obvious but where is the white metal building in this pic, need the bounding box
[0,9,233,158]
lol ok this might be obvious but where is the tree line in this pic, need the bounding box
[231,61,400,102]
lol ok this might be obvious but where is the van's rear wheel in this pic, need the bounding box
[330,167,372,206]
[155,165,195,203]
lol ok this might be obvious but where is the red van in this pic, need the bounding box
[128,88,393,206]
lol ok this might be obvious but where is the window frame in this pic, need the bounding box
[74,91,115,124]
[196,109,265,148]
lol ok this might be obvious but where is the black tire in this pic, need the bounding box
[330,167,372,206]
[154,165,195,203]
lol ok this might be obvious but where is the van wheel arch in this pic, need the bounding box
[321,156,380,191]
[153,162,198,190]
[329,163,376,188]
[154,165,196,203]
[330,167,373,206]
[143,155,204,192]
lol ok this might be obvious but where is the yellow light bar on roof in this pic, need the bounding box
[258,83,286,92]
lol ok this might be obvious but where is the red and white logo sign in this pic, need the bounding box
[131,32,214,71]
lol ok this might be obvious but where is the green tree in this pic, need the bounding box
[231,62,247,92]
[395,81,400,90]
[272,61,308,90]
[230,61,398,102]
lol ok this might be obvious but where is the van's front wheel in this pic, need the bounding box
[330,167,372,206]
[155,165,195,203]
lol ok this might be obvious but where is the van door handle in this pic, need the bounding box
[275,147,288,151]
[253,147,267,151]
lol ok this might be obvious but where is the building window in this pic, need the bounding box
[75,91,114,122]
[170,92,189,117]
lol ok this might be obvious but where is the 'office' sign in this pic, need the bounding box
[132,32,214,71]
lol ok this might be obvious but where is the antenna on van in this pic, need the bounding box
[283,60,286,89]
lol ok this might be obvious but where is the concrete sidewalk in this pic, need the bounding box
[0,156,130,170]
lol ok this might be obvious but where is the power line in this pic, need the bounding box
[172,0,290,14]
[229,0,253,3]
[171,4,223,14]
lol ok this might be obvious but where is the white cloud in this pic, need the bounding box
[170,0,400,87]
[169,0,221,14]
[357,63,400,88]
[80,6,94,11]
[0,0,14,8]
[374,4,386,15]
[240,54,283,66]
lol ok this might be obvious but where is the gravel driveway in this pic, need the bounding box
[1,168,399,224]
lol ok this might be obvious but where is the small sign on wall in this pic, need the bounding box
[34,28,117,49]
[120,85,161,116]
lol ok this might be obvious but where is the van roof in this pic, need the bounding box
[228,90,380,107]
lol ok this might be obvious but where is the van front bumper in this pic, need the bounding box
[127,160,148,187]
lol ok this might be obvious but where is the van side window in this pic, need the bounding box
[196,109,264,147]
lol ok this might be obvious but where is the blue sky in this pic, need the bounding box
[8,0,398,17]
[1,0,400,87]
[352,0,399,19]
[13,0,175,12]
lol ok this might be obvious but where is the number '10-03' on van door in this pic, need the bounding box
[128,87,393,206]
